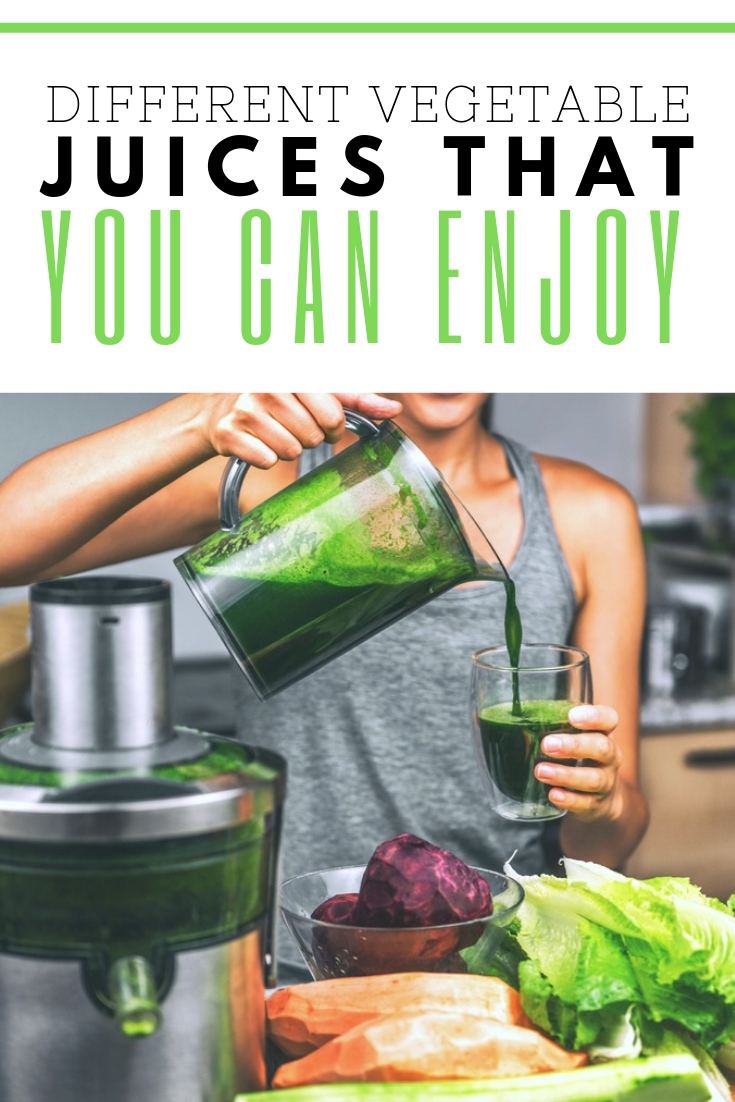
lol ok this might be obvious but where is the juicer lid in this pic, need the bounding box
[0,733,285,844]
[31,576,170,605]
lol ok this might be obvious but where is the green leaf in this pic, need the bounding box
[502,858,735,1053]
[679,395,735,499]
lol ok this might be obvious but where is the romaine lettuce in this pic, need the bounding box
[495,859,735,1054]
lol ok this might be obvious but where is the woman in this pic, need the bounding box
[0,392,649,980]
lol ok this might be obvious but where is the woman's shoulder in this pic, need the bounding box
[532,452,642,598]
[534,451,639,525]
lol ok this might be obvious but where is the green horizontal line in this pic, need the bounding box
[0,22,733,33]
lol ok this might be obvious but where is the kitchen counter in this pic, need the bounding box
[640,678,735,734]
[173,658,239,737]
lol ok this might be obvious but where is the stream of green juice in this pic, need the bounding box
[502,576,523,715]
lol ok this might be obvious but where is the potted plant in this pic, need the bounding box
[680,395,735,548]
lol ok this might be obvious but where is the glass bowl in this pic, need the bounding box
[279,865,523,980]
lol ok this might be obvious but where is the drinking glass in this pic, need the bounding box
[470,644,593,821]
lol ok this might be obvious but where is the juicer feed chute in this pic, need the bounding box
[0,577,285,1102]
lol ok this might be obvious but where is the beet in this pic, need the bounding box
[311,893,359,925]
[353,833,493,928]
[307,836,491,978]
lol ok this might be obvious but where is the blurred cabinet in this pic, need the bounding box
[625,727,735,902]
[644,393,700,505]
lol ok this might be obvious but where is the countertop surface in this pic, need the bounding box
[640,678,735,734]
[174,658,239,738]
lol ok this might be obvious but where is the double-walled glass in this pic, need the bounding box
[471,644,593,822]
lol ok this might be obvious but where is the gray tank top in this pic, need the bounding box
[234,435,576,977]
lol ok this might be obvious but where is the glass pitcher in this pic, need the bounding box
[176,412,503,699]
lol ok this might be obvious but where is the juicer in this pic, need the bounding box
[0,576,285,1102]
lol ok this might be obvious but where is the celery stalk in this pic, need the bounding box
[239,1054,708,1102]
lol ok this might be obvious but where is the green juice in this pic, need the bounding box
[478,698,575,819]
[0,825,274,1017]
[181,438,495,697]
[214,572,479,696]
[0,826,272,961]
[502,577,523,715]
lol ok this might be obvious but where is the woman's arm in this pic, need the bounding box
[537,461,650,868]
[0,392,401,586]
[0,395,214,585]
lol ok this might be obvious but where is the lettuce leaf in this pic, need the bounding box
[502,858,735,1053]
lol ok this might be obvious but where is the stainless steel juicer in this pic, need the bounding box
[0,576,285,1102]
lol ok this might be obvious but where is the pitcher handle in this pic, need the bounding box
[219,410,382,531]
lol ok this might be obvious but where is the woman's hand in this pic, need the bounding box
[535,705,625,823]
[197,393,402,469]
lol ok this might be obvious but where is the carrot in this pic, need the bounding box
[267,974,528,1058]
[271,1010,587,1088]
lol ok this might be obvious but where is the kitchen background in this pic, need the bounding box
[1,393,733,898]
